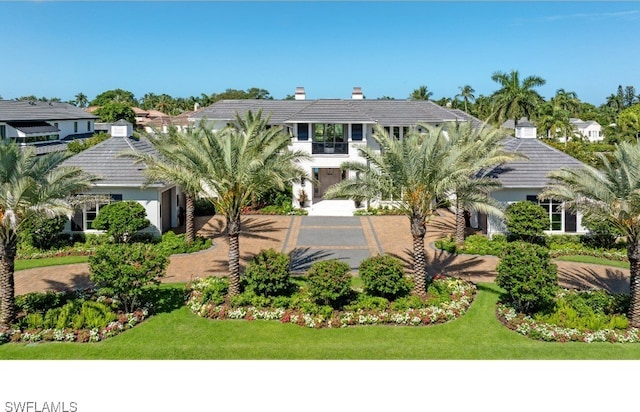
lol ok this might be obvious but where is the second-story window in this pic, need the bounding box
[352,124,363,141]
[297,123,309,141]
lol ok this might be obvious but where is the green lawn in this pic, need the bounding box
[555,255,630,269]
[2,282,639,360]
[15,255,89,271]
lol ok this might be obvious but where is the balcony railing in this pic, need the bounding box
[311,142,348,155]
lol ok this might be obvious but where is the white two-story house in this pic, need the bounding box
[191,87,462,205]
[0,100,98,154]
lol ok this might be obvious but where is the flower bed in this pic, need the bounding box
[496,304,640,343]
[0,309,148,344]
[188,276,476,328]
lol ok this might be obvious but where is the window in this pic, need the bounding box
[87,121,91,132]
[392,127,400,140]
[528,195,563,231]
[71,194,123,231]
[352,124,363,141]
[314,124,344,143]
[54,122,58,129]
[297,123,309,141]
[74,122,78,133]
[0,125,5,139]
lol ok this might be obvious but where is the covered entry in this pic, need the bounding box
[313,167,344,200]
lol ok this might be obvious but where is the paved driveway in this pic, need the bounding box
[12,212,632,295]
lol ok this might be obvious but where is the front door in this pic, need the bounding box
[313,168,343,200]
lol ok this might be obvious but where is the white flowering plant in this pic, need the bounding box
[187,275,477,329]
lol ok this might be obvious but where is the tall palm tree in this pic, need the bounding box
[324,124,493,296]
[74,92,88,108]
[0,142,95,326]
[551,89,580,115]
[490,70,546,127]
[537,101,574,141]
[444,121,517,244]
[121,126,203,244]
[171,111,309,295]
[455,85,476,112]
[409,85,433,101]
[540,141,640,327]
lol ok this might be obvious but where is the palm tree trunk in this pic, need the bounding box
[455,197,465,245]
[227,216,241,296]
[0,240,17,327]
[410,213,428,297]
[628,240,640,327]
[185,194,195,245]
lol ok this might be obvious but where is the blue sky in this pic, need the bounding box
[1,1,639,106]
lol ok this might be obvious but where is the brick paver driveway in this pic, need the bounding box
[12,212,631,295]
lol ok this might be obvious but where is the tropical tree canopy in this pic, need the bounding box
[490,70,546,126]
[146,110,309,295]
[540,141,640,326]
[0,142,95,326]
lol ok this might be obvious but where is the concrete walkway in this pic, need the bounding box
[12,212,631,296]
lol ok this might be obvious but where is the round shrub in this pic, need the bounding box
[92,201,150,243]
[89,243,168,312]
[19,215,67,250]
[306,260,353,309]
[495,241,558,314]
[243,249,294,297]
[359,254,411,300]
[505,201,549,245]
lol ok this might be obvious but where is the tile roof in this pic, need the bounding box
[62,136,164,187]
[487,137,585,188]
[192,99,462,126]
[0,100,98,122]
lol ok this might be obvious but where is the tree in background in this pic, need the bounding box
[90,88,137,107]
[490,70,546,127]
[93,102,136,124]
[73,92,88,108]
[455,85,476,112]
[409,85,433,101]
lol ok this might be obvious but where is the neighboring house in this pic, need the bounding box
[0,100,98,154]
[62,120,179,237]
[569,118,603,142]
[481,121,587,236]
[502,116,604,143]
[191,87,463,203]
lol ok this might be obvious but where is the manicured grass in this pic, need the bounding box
[555,255,630,269]
[15,256,89,271]
[1,282,639,359]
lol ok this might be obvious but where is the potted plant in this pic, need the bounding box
[297,189,309,207]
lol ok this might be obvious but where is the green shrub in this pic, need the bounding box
[344,294,390,311]
[581,218,622,250]
[306,260,353,309]
[243,249,295,297]
[535,298,629,331]
[426,279,454,306]
[91,201,151,243]
[194,198,216,216]
[66,132,110,154]
[390,295,427,311]
[505,201,549,245]
[434,237,457,254]
[89,243,168,312]
[19,215,67,250]
[359,255,411,300]
[15,291,69,314]
[495,241,558,314]
[197,277,229,306]
[156,231,211,255]
[460,234,507,256]
[23,300,117,330]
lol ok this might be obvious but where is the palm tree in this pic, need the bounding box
[74,92,88,108]
[324,124,495,296]
[455,85,476,112]
[540,141,640,326]
[536,101,574,141]
[121,126,203,244]
[0,142,95,326]
[409,85,433,101]
[444,121,517,244]
[551,89,580,115]
[171,111,309,295]
[605,93,624,114]
[490,70,546,127]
